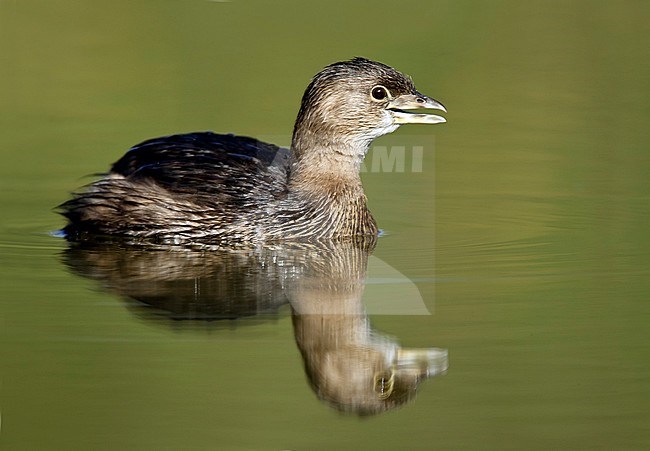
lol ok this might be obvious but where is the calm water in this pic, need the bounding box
[1,1,649,449]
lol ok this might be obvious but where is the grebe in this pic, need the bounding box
[60,57,446,244]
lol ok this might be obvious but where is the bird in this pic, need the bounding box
[59,57,446,245]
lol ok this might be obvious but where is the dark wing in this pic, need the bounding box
[110,132,291,207]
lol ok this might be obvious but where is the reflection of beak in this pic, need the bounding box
[395,347,448,377]
[388,92,447,125]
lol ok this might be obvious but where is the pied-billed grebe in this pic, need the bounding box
[60,57,446,244]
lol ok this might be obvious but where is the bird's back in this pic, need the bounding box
[60,132,291,243]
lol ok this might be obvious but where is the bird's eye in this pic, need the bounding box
[370,86,390,101]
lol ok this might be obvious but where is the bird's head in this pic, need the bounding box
[292,57,446,157]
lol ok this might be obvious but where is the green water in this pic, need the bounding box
[1,1,649,449]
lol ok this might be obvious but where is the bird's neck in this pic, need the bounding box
[284,129,377,237]
[289,127,369,194]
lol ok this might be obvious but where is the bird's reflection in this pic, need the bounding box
[62,237,447,415]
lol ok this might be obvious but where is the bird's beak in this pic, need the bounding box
[394,347,448,377]
[387,92,447,125]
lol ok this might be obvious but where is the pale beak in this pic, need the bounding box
[395,347,448,377]
[387,92,447,125]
